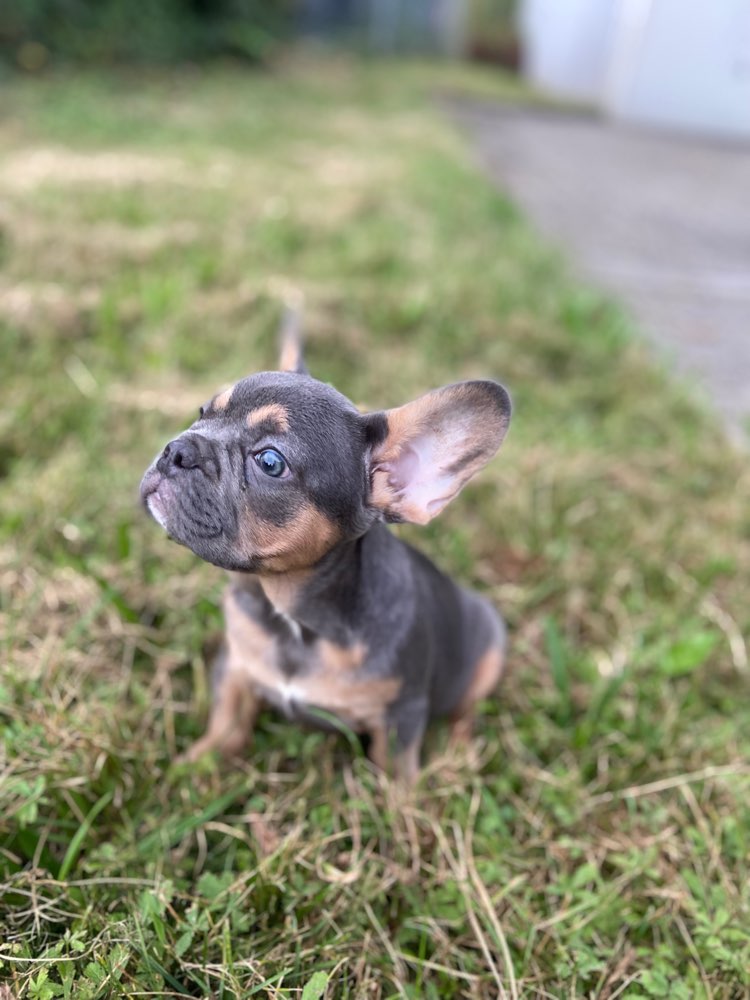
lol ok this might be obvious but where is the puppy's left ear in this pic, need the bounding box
[364,380,511,525]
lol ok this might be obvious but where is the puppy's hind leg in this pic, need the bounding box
[449,644,504,744]
[450,602,506,745]
[181,644,262,763]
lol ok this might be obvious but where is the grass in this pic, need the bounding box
[1,53,749,998]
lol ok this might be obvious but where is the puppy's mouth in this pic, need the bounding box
[140,466,226,550]
[140,469,171,531]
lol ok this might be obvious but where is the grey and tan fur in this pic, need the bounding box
[140,314,512,781]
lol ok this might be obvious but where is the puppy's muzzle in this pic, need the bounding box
[156,433,219,480]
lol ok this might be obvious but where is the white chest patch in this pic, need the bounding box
[259,678,310,718]
[277,680,305,704]
[277,611,303,642]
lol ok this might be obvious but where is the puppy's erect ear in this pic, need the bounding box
[278,306,308,375]
[365,380,511,525]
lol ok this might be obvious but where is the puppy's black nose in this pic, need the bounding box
[157,435,205,475]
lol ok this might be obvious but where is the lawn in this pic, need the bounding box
[1,55,749,999]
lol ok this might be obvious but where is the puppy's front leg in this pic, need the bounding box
[367,723,390,772]
[182,646,261,763]
[366,722,422,783]
[390,696,429,785]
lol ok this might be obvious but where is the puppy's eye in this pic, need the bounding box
[255,448,287,478]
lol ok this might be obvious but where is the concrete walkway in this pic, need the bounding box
[449,101,750,444]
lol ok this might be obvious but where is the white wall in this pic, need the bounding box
[520,0,620,101]
[520,0,750,139]
[605,0,750,139]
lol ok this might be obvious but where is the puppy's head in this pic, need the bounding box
[140,327,512,575]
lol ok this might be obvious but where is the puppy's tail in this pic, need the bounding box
[278,296,307,375]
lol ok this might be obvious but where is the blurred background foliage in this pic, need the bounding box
[0,0,296,68]
[0,0,520,70]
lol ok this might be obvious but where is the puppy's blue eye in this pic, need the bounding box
[255,448,287,478]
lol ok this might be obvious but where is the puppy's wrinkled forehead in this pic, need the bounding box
[201,371,367,478]
[206,372,359,431]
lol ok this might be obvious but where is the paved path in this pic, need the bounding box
[448,101,750,444]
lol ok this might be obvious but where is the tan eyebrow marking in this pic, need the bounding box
[246,403,290,434]
[213,386,234,410]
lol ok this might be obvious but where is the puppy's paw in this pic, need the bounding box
[176,728,250,766]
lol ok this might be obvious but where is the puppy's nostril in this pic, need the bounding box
[173,447,198,469]
[157,437,204,475]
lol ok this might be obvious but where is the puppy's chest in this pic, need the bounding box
[223,587,400,729]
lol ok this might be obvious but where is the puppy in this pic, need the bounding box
[140,315,511,780]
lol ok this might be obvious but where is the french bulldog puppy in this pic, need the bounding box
[141,315,511,780]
